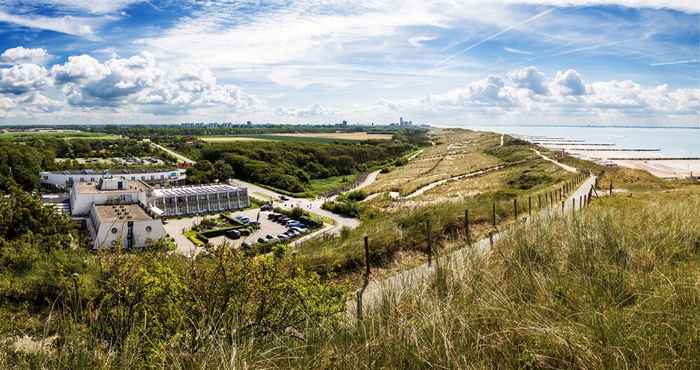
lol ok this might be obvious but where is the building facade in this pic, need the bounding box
[41,168,187,190]
[152,184,249,216]
[88,203,166,249]
[65,178,249,249]
[69,178,152,216]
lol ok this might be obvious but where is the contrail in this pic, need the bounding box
[433,8,554,70]
[651,59,699,66]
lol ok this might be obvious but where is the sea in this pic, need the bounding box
[461,125,700,158]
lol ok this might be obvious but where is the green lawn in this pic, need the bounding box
[309,175,358,195]
[0,131,122,141]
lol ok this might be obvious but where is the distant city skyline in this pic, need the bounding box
[0,0,698,125]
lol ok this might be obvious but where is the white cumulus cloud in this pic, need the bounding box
[550,69,587,96]
[0,63,51,95]
[1,47,51,65]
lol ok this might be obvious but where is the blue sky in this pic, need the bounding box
[0,0,698,125]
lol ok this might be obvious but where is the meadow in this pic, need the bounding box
[197,136,270,142]
[0,130,122,141]
[265,132,394,141]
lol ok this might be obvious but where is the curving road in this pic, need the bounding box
[228,178,360,239]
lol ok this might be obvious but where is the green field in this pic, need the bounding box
[197,136,270,142]
[0,130,122,141]
[309,174,358,195]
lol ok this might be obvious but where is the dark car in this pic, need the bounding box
[257,237,267,244]
[261,204,273,211]
[225,229,241,239]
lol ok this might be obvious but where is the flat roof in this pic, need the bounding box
[75,180,151,194]
[41,168,184,175]
[155,184,244,198]
[94,204,154,223]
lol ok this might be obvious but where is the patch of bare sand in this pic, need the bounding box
[614,159,700,179]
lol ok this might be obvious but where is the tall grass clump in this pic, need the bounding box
[287,192,700,369]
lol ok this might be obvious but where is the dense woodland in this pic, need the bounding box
[0,139,173,191]
[181,129,429,194]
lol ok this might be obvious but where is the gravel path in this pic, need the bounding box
[349,173,597,316]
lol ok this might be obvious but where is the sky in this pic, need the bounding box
[0,0,698,126]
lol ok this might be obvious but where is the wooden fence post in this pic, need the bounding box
[426,219,433,267]
[513,198,518,220]
[528,196,532,217]
[489,232,494,248]
[492,202,497,228]
[364,235,370,279]
[609,181,613,196]
[464,209,471,244]
[538,194,542,210]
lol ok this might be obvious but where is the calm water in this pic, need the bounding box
[461,125,700,157]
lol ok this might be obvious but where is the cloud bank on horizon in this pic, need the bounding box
[0,0,697,125]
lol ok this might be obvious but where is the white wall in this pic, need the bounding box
[72,190,140,216]
[41,169,187,189]
[91,218,166,249]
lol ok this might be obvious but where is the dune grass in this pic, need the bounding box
[262,187,700,369]
[365,129,503,195]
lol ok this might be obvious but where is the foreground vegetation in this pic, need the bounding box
[2,182,698,368]
[282,188,700,368]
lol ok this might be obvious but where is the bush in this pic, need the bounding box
[321,200,360,218]
[345,190,368,202]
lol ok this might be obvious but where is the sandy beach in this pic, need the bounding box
[523,137,700,180]
[613,159,700,179]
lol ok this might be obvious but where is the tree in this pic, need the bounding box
[214,159,234,181]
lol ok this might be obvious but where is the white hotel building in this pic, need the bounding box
[41,168,187,190]
[152,185,249,217]
[68,177,249,249]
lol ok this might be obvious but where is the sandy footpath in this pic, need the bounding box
[613,160,700,179]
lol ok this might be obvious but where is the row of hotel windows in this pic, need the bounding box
[59,174,170,183]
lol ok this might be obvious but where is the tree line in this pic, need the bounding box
[182,130,428,194]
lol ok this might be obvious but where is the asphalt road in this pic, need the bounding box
[229,178,361,237]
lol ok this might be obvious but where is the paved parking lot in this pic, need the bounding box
[164,208,306,256]
[208,209,290,249]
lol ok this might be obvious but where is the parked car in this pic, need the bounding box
[279,195,289,201]
[257,237,267,244]
[265,234,275,240]
[225,229,241,239]
[241,241,252,249]
[277,234,289,241]
[261,204,273,211]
